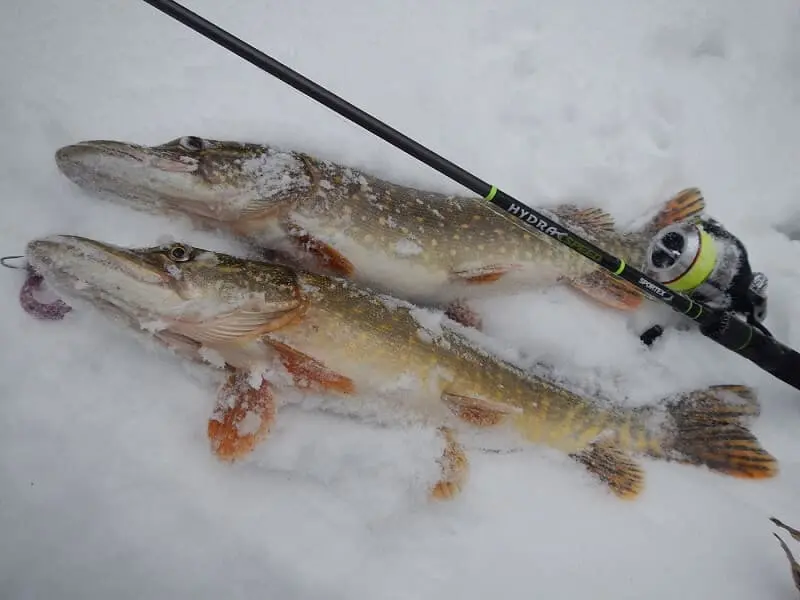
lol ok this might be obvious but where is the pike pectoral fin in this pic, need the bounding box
[171,306,307,345]
[430,426,469,501]
[208,370,276,462]
[451,263,522,284]
[571,439,645,499]
[268,340,355,394]
[568,271,644,310]
[286,221,354,277]
[442,392,522,427]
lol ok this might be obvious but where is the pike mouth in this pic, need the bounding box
[56,140,198,177]
[54,141,209,217]
[27,235,169,287]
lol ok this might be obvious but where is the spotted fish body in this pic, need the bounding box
[54,137,707,315]
[25,235,778,499]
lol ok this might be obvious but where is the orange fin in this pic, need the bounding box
[647,187,706,232]
[208,370,275,461]
[286,221,354,277]
[451,263,521,284]
[442,391,522,427]
[444,299,483,330]
[571,438,644,499]
[659,387,778,479]
[551,204,616,232]
[269,339,355,394]
[430,426,469,501]
[569,270,644,310]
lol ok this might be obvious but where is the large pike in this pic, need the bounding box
[54,136,706,326]
[25,234,777,500]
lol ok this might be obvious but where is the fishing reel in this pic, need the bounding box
[639,216,770,346]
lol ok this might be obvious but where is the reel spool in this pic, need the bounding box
[641,219,770,341]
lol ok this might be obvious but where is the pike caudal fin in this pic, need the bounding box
[643,187,706,236]
[655,385,778,480]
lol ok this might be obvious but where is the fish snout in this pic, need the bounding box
[26,234,81,269]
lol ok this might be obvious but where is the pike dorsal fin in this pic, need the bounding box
[551,204,616,233]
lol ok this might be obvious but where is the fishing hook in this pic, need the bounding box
[0,255,26,269]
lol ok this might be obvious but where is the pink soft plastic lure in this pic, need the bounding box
[2,256,72,320]
[20,266,72,320]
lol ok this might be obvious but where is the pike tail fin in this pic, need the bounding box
[651,384,778,479]
[641,187,706,237]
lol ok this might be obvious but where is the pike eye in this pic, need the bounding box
[167,244,191,262]
[179,136,205,151]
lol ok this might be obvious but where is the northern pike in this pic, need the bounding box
[24,234,777,500]
[53,136,706,327]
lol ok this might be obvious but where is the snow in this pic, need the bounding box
[3,0,800,598]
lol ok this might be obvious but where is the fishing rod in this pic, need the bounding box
[138,0,800,392]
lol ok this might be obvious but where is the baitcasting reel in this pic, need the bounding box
[639,215,770,345]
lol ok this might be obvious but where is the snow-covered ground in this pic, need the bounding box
[3,0,800,598]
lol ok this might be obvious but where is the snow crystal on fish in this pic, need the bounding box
[409,307,444,336]
[165,264,183,279]
[199,346,227,368]
[195,251,219,266]
[238,149,310,206]
[394,238,423,256]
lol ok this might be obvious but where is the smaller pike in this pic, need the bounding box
[54,136,706,327]
[25,235,777,500]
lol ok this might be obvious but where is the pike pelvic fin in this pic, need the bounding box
[286,221,355,277]
[442,391,522,427]
[568,270,644,311]
[268,339,355,394]
[430,426,469,501]
[451,263,522,284]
